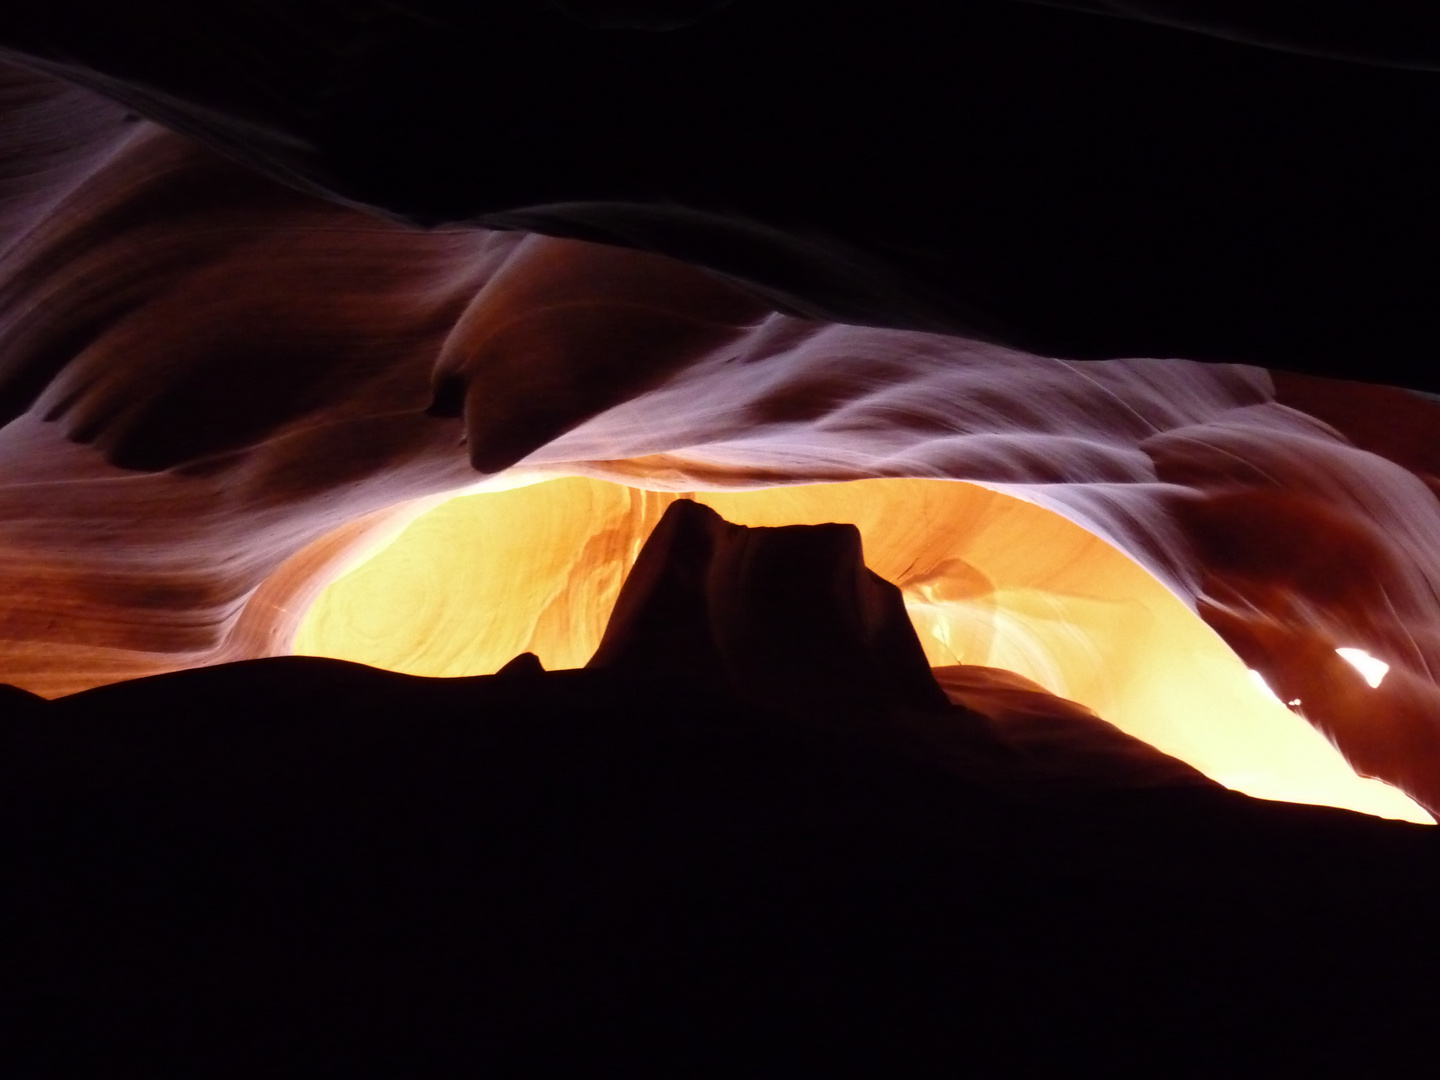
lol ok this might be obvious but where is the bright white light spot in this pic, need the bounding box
[1287,699,1301,707]
[1247,668,1281,701]
[1335,647,1389,688]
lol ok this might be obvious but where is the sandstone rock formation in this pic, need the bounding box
[2,40,1440,814]
[3,7,1440,1069]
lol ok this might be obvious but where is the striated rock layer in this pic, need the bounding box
[7,1,1440,382]
[3,11,1440,1070]
[2,55,1440,819]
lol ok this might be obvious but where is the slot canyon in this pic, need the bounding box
[3,3,1440,1074]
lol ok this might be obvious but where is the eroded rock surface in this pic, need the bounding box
[2,8,1440,1071]
[1,55,1440,813]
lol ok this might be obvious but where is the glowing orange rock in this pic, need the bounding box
[295,477,1433,822]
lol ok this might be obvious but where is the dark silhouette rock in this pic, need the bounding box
[496,651,547,678]
[1,655,1436,1075]
[0,682,44,715]
[590,499,947,713]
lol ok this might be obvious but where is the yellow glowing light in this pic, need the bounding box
[1335,647,1389,688]
[1248,668,1281,702]
[293,476,1432,824]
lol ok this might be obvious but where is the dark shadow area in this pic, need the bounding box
[3,1,1440,385]
[2,506,1437,1074]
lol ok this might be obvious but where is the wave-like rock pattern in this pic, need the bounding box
[2,60,1440,818]
[9,1,1440,384]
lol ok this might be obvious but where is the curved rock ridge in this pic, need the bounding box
[928,664,1211,792]
[5,3,1440,383]
[0,62,1439,817]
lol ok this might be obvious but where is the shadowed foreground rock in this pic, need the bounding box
[2,509,1437,1076]
[589,499,948,713]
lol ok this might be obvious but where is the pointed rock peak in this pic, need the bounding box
[588,499,947,713]
[496,652,546,679]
